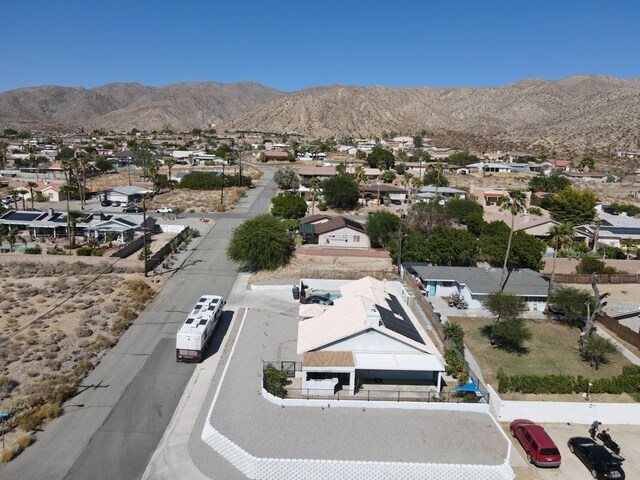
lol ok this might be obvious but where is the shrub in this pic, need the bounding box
[24,245,42,255]
[444,348,464,377]
[576,256,621,275]
[263,364,288,398]
[0,375,19,396]
[317,201,328,211]
[443,322,465,353]
[0,449,14,463]
[63,244,80,250]
[76,247,93,256]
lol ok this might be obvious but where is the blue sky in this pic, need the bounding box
[1,0,638,93]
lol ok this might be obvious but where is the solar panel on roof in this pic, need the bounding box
[377,304,425,344]
[5,212,41,221]
[185,318,195,325]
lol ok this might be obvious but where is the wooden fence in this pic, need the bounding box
[553,273,640,284]
[599,315,640,350]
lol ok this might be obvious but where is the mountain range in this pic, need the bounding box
[1,76,640,153]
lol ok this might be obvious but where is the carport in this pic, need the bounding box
[353,351,443,391]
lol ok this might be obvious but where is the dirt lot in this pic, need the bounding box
[85,164,263,213]
[0,261,156,462]
[250,252,395,285]
[509,422,639,479]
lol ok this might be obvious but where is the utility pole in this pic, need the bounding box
[142,195,148,277]
[220,162,225,204]
[238,149,243,187]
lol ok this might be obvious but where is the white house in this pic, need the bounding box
[405,264,550,311]
[297,277,445,396]
[106,185,152,204]
[299,215,371,248]
[417,185,468,202]
[467,162,513,173]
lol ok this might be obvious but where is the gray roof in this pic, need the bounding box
[418,185,467,195]
[405,264,549,297]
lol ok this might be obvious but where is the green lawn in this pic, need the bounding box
[450,316,630,387]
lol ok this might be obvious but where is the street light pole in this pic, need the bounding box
[220,163,225,204]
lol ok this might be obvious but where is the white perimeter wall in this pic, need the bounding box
[488,385,640,425]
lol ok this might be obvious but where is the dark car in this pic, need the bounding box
[100,200,112,207]
[510,419,561,467]
[568,437,625,479]
[306,295,334,306]
[123,206,143,213]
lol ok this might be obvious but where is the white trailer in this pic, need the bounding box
[176,295,225,362]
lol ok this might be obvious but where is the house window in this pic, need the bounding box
[353,235,360,242]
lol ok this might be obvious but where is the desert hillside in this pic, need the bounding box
[2,76,640,152]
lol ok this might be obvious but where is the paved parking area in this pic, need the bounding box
[507,422,639,479]
[194,287,509,467]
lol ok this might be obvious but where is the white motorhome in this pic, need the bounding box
[176,295,225,362]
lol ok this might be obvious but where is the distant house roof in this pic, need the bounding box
[418,185,467,195]
[110,185,151,196]
[297,166,338,177]
[314,216,366,235]
[483,212,560,232]
[48,162,64,170]
[300,214,333,225]
[560,171,608,178]
[405,264,550,297]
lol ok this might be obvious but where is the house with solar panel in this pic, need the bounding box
[296,277,445,396]
[0,209,154,243]
[404,264,550,311]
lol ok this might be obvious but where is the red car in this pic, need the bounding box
[510,419,562,468]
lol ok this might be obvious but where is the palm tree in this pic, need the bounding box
[496,190,527,291]
[0,232,6,252]
[620,237,636,260]
[354,165,367,208]
[8,189,20,210]
[0,141,7,169]
[165,157,176,185]
[26,182,38,210]
[16,189,28,210]
[67,210,85,246]
[309,177,321,215]
[548,223,574,293]
[59,184,76,243]
[6,228,25,251]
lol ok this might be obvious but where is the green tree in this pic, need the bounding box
[447,151,481,166]
[484,292,531,352]
[497,190,528,290]
[95,158,115,172]
[549,187,597,225]
[366,146,395,170]
[548,223,574,291]
[322,175,359,210]
[58,146,75,162]
[355,149,367,160]
[67,210,85,246]
[444,198,483,227]
[485,291,528,321]
[394,163,407,175]
[528,174,571,193]
[274,168,300,190]
[365,211,400,249]
[263,364,288,398]
[389,229,429,263]
[0,141,7,168]
[381,170,397,183]
[6,227,26,251]
[227,215,294,271]
[547,286,594,325]
[582,336,618,369]
[579,157,596,171]
[271,193,308,219]
[423,166,448,187]
[576,256,619,275]
[424,226,478,266]
[413,135,423,148]
[404,201,451,234]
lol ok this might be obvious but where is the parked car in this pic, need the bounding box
[568,437,625,479]
[111,201,121,207]
[510,419,561,467]
[306,295,334,306]
[156,207,173,213]
[100,200,112,207]
[123,206,143,213]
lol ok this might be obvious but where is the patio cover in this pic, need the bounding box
[353,352,444,372]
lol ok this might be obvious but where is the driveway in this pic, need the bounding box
[507,422,639,479]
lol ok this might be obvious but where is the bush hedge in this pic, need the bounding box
[24,245,42,254]
[497,367,640,399]
[177,172,252,190]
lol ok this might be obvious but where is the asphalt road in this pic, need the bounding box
[0,167,275,480]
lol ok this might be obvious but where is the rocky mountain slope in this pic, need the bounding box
[1,76,639,152]
[0,81,282,131]
[223,76,640,153]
